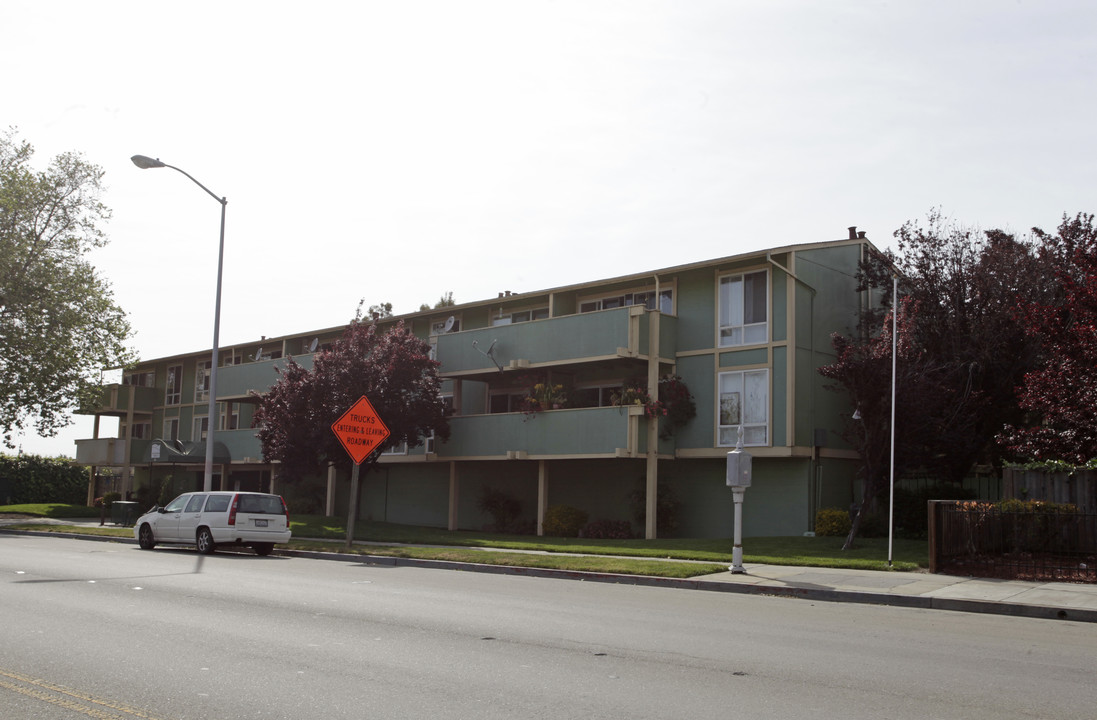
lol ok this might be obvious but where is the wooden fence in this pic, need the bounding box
[1002,468,1097,514]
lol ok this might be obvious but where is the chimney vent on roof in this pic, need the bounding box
[858,231,867,239]
[848,226,858,240]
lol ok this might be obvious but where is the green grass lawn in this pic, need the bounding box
[1,504,928,574]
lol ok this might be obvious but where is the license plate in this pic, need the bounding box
[254,519,268,527]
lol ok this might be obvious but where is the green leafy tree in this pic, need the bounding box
[253,314,450,509]
[1000,213,1097,463]
[821,211,1051,546]
[0,129,133,446]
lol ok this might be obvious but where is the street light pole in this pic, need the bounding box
[131,155,226,493]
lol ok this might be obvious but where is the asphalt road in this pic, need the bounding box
[2,534,1095,720]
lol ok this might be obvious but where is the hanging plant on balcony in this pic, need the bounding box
[611,380,665,418]
[658,374,697,439]
[519,376,568,419]
[613,375,697,439]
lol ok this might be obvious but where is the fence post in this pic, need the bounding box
[928,500,939,574]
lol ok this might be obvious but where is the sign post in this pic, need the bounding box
[332,395,391,549]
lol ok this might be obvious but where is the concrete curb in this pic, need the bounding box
[281,547,1097,624]
[5,527,1095,623]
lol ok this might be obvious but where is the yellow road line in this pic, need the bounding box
[0,668,168,720]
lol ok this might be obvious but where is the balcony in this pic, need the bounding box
[214,355,315,400]
[80,384,158,418]
[434,307,677,378]
[74,437,151,466]
[436,405,651,459]
[215,428,265,463]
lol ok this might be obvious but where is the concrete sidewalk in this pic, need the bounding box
[3,516,1096,623]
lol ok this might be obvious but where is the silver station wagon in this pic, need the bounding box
[134,491,292,556]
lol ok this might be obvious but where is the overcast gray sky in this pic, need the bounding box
[6,0,1096,456]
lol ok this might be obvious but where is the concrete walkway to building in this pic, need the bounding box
[3,515,1096,623]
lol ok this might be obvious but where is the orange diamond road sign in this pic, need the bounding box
[332,395,391,465]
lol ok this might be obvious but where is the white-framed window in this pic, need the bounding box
[489,390,528,414]
[492,307,548,326]
[570,383,623,409]
[425,395,454,453]
[580,288,673,314]
[124,370,155,387]
[430,317,461,336]
[163,418,179,442]
[165,365,182,405]
[382,440,408,456]
[195,360,211,403]
[717,369,769,447]
[192,415,209,442]
[221,352,242,367]
[429,317,461,360]
[219,406,239,431]
[125,422,152,439]
[719,270,768,347]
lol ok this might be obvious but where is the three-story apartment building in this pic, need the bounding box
[76,231,879,538]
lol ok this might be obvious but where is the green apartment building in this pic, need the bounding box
[76,232,880,538]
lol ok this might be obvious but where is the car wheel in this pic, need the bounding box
[253,543,274,556]
[138,523,156,550]
[196,527,216,555]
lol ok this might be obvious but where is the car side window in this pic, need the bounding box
[164,496,189,513]
[205,495,230,513]
[184,494,208,513]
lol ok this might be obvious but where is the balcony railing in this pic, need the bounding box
[214,355,315,400]
[80,384,158,417]
[434,307,676,377]
[74,438,151,466]
[436,405,646,459]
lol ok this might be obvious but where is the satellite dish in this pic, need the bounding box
[254,347,263,361]
[443,316,456,333]
[308,338,319,352]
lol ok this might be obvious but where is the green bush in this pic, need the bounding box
[542,505,589,537]
[0,454,88,505]
[815,507,852,537]
[629,479,681,537]
[478,486,523,533]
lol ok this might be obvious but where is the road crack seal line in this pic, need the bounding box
[0,668,168,720]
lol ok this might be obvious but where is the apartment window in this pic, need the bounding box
[717,369,768,446]
[382,440,408,456]
[719,270,768,347]
[580,288,673,314]
[430,317,461,336]
[195,360,211,403]
[124,371,155,387]
[492,307,548,326]
[219,407,239,431]
[424,395,453,453]
[165,365,182,405]
[163,418,179,442]
[571,384,623,409]
[193,416,209,442]
[489,391,528,414]
[429,317,461,360]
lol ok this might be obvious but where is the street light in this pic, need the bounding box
[131,155,227,493]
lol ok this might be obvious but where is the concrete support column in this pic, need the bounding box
[645,309,661,540]
[537,460,548,536]
[325,463,337,517]
[447,462,459,531]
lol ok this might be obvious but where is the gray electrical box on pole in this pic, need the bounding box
[726,427,752,573]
